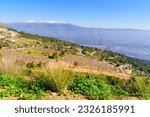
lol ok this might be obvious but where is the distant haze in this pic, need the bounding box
[7,22,150,60]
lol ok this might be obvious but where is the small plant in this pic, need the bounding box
[0,44,2,49]
[49,52,60,60]
[26,62,35,68]
[36,62,42,67]
[74,61,78,67]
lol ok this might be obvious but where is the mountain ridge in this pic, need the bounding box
[8,21,150,31]
[7,22,150,60]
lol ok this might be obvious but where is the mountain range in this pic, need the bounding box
[7,21,150,60]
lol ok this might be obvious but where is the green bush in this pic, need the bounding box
[0,74,45,99]
[112,86,129,97]
[130,77,150,99]
[49,52,60,60]
[106,76,150,99]
[69,75,112,100]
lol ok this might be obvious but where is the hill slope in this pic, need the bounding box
[0,23,150,100]
[7,22,150,60]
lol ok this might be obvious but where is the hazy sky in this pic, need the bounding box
[0,0,150,29]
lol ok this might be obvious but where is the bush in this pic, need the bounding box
[0,58,25,77]
[43,66,73,94]
[131,77,150,99]
[0,44,2,49]
[106,76,150,99]
[111,86,129,97]
[69,75,112,100]
[0,74,45,100]
[26,62,35,68]
[74,61,78,67]
[49,52,60,60]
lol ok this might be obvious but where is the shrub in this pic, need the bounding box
[0,44,2,49]
[0,74,45,100]
[36,62,42,67]
[49,52,60,60]
[74,61,78,67]
[106,75,150,99]
[26,62,35,68]
[111,86,129,97]
[43,66,73,94]
[0,58,25,77]
[69,75,112,100]
[131,76,150,99]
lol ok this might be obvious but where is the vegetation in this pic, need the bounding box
[48,52,60,60]
[43,67,73,94]
[0,67,149,100]
[69,75,112,100]
[0,67,72,99]
[0,74,45,99]
[69,73,150,100]
[27,50,50,57]
[0,44,2,49]
[19,31,150,76]
[0,27,150,100]
[19,31,80,47]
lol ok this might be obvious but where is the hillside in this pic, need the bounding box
[7,22,150,60]
[0,24,150,100]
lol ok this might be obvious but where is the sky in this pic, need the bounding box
[0,0,150,29]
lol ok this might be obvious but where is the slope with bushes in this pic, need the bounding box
[0,24,150,100]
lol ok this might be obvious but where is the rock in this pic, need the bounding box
[51,92,58,96]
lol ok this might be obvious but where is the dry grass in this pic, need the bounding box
[43,64,73,94]
[29,63,74,94]
[60,55,130,79]
[0,57,25,77]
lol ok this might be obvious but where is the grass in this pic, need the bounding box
[0,56,74,98]
[0,66,149,100]
[0,58,25,77]
[0,54,149,100]
[133,77,150,99]
[26,49,50,57]
[106,76,150,99]
[43,66,73,94]
[1,66,73,99]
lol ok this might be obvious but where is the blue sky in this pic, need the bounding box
[0,0,150,29]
